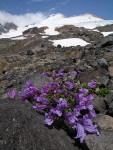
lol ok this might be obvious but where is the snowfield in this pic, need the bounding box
[51,38,90,47]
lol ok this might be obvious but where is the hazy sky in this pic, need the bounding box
[0,0,113,19]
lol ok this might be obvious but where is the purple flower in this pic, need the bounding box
[42,72,50,77]
[34,96,50,105]
[7,89,16,99]
[88,109,97,119]
[50,98,70,117]
[75,123,86,143]
[58,98,70,109]
[18,81,40,101]
[50,107,62,116]
[75,117,99,143]
[86,94,94,102]
[88,80,96,89]
[18,92,29,101]
[70,71,77,77]
[33,104,48,110]
[66,81,76,89]
[76,93,87,104]
[64,112,78,125]
[57,69,64,77]
[44,113,54,125]
[79,88,89,94]
[73,106,81,117]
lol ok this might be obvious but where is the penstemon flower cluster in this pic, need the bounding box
[7,69,99,143]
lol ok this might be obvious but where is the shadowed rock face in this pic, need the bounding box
[0,99,80,150]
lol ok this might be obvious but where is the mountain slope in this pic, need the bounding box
[0,13,113,39]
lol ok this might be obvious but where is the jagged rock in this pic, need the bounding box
[0,99,79,150]
[97,58,108,69]
[93,95,106,113]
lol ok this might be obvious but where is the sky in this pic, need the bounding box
[0,0,113,20]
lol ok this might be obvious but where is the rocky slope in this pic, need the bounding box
[0,21,113,150]
[0,22,17,35]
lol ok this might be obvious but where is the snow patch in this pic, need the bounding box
[11,36,26,40]
[44,28,59,35]
[51,38,90,47]
[42,36,49,38]
[102,31,113,37]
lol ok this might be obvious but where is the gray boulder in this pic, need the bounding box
[0,99,79,150]
[85,114,113,150]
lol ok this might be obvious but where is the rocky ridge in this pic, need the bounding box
[0,23,113,150]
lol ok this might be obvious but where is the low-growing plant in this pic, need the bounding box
[95,87,111,97]
[7,69,99,143]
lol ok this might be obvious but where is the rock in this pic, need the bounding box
[55,25,79,33]
[57,44,62,48]
[83,31,103,43]
[90,61,99,69]
[85,130,113,150]
[79,68,108,83]
[108,66,113,77]
[0,60,6,74]
[40,44,45,48]
[104,52,113,62]
[99,36,113,47]
[0,99,79,150]
[107,102,113,117]
[26,50,34,55]
[96,24,113,32]
[93,95,106,113]
[107,79,113,89]
[94,114,113,131]
[100,75,109,86]
[97,58,108,69]
[104,93,113,105]
[23,27,44,35]
[85,114,113,150]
